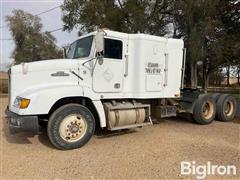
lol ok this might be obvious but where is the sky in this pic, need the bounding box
[0,0,79,71]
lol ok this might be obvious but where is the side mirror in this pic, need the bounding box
[95,30,104,53]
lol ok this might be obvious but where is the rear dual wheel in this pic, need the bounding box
[193,95,216,125]
[193,94,237,125]
[216,94,237,122]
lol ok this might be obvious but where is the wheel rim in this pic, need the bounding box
[202,101,214,119]
[59,114,87,142]
[224,101,234,117]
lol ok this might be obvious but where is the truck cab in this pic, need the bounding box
[5,30,238,150]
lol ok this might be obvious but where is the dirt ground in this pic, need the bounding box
[0,96,239,179]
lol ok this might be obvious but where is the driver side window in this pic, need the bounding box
[104,38,123,59]
[66,41,77,59]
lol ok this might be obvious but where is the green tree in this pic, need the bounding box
[62,0,239,89]
[172,0,226,89]
[6,10,62,64]
[219,0,240,85]
[172,0,240,89]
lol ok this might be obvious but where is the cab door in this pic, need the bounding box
[93,37,124,93]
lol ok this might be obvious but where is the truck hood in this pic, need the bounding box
[8,59,81,110]
[11,59,77,74]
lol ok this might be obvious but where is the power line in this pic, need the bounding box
[48,27,63,33]
[34,5,61,16]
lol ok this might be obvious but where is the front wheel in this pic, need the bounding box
[47,104,95,150]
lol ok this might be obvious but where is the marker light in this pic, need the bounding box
[14,97,30,109]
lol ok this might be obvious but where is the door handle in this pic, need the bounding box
[114,83,121,89]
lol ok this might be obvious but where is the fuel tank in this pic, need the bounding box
[103,101,147,129]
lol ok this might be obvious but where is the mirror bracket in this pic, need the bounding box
[96,52,104,65]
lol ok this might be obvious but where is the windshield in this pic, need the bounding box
[66,36,93,59]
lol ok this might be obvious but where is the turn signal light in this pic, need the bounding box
[20,99,30,109]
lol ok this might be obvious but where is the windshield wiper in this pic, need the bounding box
[70,70,83,81]
[81,57,96,66]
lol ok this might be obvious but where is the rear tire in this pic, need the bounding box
[47,104,95,150]
[193,95,216,125]
[216,94,237,122]
[211,93,221,102]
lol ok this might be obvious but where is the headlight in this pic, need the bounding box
[13,97,30,109]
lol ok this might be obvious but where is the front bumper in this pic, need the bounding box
[5,107,39,134]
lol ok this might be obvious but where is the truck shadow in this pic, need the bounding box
[37,129,55,149]
[3,116,34,144]
[233,117,240,124]
[3,116,138,149]
[3,117,54,148]
[95,129,137,139]
[4,114,238,149]
[151,114,195,125]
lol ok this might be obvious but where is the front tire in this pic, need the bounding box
[47,104,95,150]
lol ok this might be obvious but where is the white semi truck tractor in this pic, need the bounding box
[5,30,238,150]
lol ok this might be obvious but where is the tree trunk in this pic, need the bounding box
[226,64,230,86]
[191,62,198,89]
